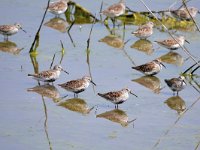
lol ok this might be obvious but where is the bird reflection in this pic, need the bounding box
[99,35,124,49]
[96,109,136,127]
[27,84,62,103]
[0,40,23,55]
[175,23,196,32]
[58,98,94,115]
[164,96,186,115]
[130,39,154,55]
[132,76,162,94]
[159,52,184,66]
[44,17,69,33]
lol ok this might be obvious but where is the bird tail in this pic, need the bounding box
[27,88,34,92]
[28,74,33,77]
[97,93,104,97]
[164,79,170,85]
[28,74,39,78]
[131,66,139,70]
[131,31,136,34]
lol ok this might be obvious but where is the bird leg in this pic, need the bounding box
[111,18,116,28]
[4,35,8,41]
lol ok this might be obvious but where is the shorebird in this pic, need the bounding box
[0,23,26,41]
[171,7,199,20]
[101,0,125,27]
[132,59,166,76]
[98,88,137,108]
[132,22,154,39]
[155,35,189,50]
[58,76,96,97]
[28,65,68,85]
[165,76,186,95]
[47,0,69,17]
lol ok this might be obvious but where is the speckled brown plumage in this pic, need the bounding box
[132,59,164,76]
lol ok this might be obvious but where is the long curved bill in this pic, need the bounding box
[91,80,96,86]
[62,69,69,74]
[161,62,166,68]
[130,91,138,97]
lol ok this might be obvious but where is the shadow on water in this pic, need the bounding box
[132,75,163,94]
[130,39,154,55]
[27,84,64,103]
[99,34,124,49]
[44,17,69,33]
[96,109,136,127]
[58,98,95,115]
[159,51,184,66]
[164,95,186,115]
[0,40,24,55]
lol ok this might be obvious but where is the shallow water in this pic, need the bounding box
[0,0,200,150]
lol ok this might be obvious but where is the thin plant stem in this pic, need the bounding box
[138,0,200,67]
[182,0,200,32]
[29,0,50,53]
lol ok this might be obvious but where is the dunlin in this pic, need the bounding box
[58,76,96,97]
[28,65,68,85]
[165,76,186,95]
[155,35,189,50]
[47,0,69,17]
[171,7,198,20]
[98,88,137,108]
[101,0,125,27]
[132,59,166,76]
[132,22,154,39]
[0,23,26,41]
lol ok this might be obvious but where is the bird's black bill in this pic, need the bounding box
[185,39,190,44]
[183,80,187,85]
[161,62,166,68]
[130,92,138,97]
[91,80,96,86]
[62,69,69,74]
[21,28,27,33]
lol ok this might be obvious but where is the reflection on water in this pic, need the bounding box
[164,96,186,115]
[0,40,23,55]
[99,35,124,49]
[66,1,97,24]
[27,84,62,103]
[130,39,154,55]
[44,17,69,33]
[58,98,94,115]
[96,109,135,127]
[159,51,184,66]
[132,76,162,94]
